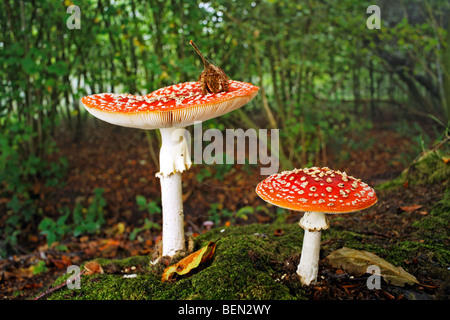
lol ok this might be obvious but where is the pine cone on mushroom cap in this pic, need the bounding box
[190,40,230,95]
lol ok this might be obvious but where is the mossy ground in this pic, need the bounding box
[47,223,307,300]
[377,146,450,189]
[44,148,449,300]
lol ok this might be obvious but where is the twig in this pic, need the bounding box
[34,270,85,300]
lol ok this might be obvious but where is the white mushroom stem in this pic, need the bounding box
[159,173,184,257]
[296,211,329,286]
[156,127,192,257]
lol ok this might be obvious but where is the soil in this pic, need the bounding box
[0,116,448,301]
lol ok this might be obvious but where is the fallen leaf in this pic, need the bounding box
[325,247,419,287]
[23,282,43,290]
[51,255,72,269]
[161,241,216,282]
[398,205,423,212]
[83,261,104,275]
[403,180,409,188]
[274,229,284,236]
[14,266,35,279]
[2,267,35,280]
[99,239,120,251]
[28,235,39,243]
[105,222,126,236]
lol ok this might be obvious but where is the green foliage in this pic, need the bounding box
[136,195,161,216]
[73,188,107,237]
[38,208,72,247]
[38,188,107,246]
[0,119,68,257]
[32,260,49,275]
[195,167,213,183]
[129,219,161,242]
[196,153,235,183]
[206,203,265,225]
[0,121,67,193]
[130,195,161,241]
[1,0,448,257]
[206,203,230,225]
[2,0,446,171]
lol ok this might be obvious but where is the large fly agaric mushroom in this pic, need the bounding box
[82,42,259,257]
[255,167,377,285]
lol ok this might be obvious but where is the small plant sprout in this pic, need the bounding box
[255,167,377,286]
[82,41,259,257]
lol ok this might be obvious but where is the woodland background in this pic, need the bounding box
[0,0,449,299]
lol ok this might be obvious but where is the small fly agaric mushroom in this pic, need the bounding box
[255,167,377,286]
[82,42,259,257]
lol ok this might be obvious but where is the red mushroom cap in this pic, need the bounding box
[81,80,259,130]
[255,167,377,213]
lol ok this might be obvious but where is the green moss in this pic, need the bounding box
[46,223,307,300]
[408,188,450,267]
[364,188,450,270]
[377,149,450,190]
[413,187,450,231]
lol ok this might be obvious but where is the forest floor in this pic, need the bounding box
[0,115,448,300]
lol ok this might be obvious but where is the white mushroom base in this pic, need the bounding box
[296,230,322,285]
[296,211,329,286]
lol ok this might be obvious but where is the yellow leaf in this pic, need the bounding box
[159,71,169,80]
[133,38,141,47]
[116,222,125,234]
[161,241,216,282]
[83,261,104,275]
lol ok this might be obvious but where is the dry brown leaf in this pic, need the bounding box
[274,229,284,236]
[99,239,120,252]
[83,261,104,275]
[325,247,419,287]
[3,267,34,280]
[51,255,72,269]
[161,241,216,282]
[399,204,423,212]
